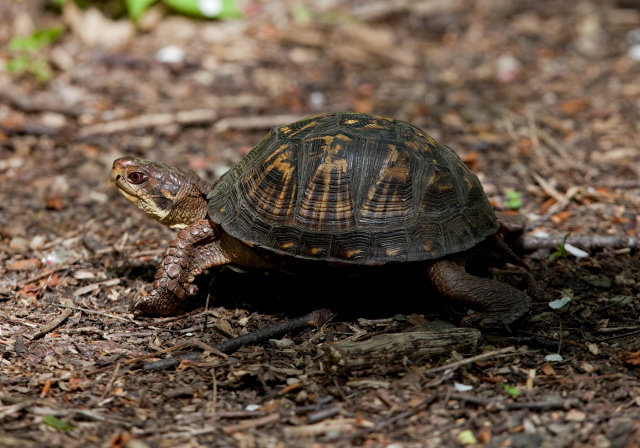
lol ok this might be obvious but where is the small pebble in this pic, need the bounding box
[454,382,474,392]
[156,46,185,64]
[549,296,571,310]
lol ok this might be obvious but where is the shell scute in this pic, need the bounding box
[208,113,498,264]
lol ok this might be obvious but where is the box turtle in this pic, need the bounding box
[111,112,541,327]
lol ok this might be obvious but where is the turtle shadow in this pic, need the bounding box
[111,261,530,324]
[188,265,453,321]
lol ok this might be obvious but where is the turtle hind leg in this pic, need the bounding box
[475,234,548,302]
[427,258,532,329]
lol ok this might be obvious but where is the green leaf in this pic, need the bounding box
[457,429,477,445]
[125,0,158,20]
[30,59,53,82]
[9,26,63,52]
[292,4,312,23]
[6,55,30,74]
[504,189,523,210]
[548,233,571,263]
[49,0,70,9]
[501,383,521,397]
[33,26,64,46]
[43,415,76,431]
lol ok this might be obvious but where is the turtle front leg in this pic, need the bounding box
[427,258,532,329]
[133,219,230,315]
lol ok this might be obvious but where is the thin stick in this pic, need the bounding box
[520,234,640,251]
[17,259,80,288]
[143,309,332,372]
[101,363,121,398]
[84,343,191,376]
[28,308,73,340]
[54,303,160,329]
[422,346,518,376]
[213,114,308,133]
[221,413,280,435]
[215,308,331,353]
[76,109,217,138]
[446,392,580,410]
[596,329,640,343]
[208,368,218,413]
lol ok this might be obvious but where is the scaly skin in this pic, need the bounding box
[427,258,532,329]
[134,219,224,315]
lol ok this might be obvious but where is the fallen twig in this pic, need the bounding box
[422,346,518,377]
[54,303,158,328]
[76,109,217,138]
[324,327,481,372]
[221,412,280,435]
[28,308,73,340]
[85,342,191,376]
[521,234,640,251]
[307,406,342,424]
[213,114,308,133]
[142,309,332,371]
[0,88,82,117]
[17,259,80,288]
[445,392,581,410]
[595,329,640,343]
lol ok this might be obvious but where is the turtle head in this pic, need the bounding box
[111,157,213,229]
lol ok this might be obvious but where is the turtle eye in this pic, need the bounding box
[127,171,147,185]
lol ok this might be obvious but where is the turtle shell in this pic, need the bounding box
[208,112,498,265]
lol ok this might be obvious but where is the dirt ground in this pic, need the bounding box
[2,0,640,447]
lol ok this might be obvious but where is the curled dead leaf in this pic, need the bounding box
[623,351,640,366]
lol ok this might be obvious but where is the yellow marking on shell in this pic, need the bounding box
[343,119,360,125]
[345,249,364,258]
[422,240,434,251]
[247,144,296,219]
[284,120,319,138]
[384,247,403,256]
[281,241,295,249]
[404,140,423,152]
[364,122,386,130]
[416,131,438,147]
[310,247,325,255]
[279,126,292,134]
[462,173,473,191]
[361,146,409,217]
[271,169,294,218]
[299,135,354,228]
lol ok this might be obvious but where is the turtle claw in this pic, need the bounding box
[131,289,182,316]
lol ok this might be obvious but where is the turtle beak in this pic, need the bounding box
[111,157,135,183]
[111,157,142,204]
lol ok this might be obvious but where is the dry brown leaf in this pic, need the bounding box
[558,98,590,116]
[541,363,557,376]
[539,197,558,214]
[623,351,640,366]
[8,258,42,271]
[550,211,572,224]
